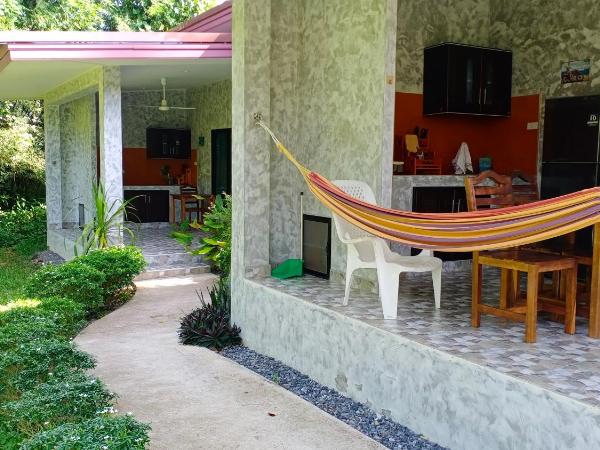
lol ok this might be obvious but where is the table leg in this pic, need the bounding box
[471,251,482,328]
[564,267,577,335]
[180,199,186,224]
[525,268,539,343]
[589,223,600,338]
[499,268,509,310]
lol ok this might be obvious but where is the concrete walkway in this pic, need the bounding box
[75,274,382,450]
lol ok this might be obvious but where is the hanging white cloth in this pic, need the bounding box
[452,142,473,174]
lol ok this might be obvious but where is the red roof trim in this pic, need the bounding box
[173,1,232,33]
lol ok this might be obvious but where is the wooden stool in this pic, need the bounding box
[472,249,577,343]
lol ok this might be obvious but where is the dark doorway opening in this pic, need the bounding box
[211,128,232,195]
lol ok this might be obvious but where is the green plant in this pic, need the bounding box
[0,296,86,331]
[178,280,241,350]
[76,182,138,256]
[190,194,232,279]
[0,339,95,401]
[75,246,146,299]
[23,262,106,315]
[0,200,46,249]
[0,372,116,437]
[21,415,151,450]
[0,248,39,302]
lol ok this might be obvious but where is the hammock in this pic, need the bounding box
[257,121,600,252]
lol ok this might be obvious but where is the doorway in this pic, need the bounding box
[211,128,232,195]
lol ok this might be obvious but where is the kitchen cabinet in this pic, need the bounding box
[423,43,512,117]
[146,128,191,159]
[124,189,170,223]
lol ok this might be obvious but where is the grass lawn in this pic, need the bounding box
[0,248,39,303]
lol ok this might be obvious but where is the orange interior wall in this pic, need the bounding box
[394,92,540,176]
[122,148,198,186]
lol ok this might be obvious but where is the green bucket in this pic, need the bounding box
[271,258,304,279]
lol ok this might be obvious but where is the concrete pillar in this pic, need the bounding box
[44,104,62,231]
[231,0,272,281]
[98,66,124,239]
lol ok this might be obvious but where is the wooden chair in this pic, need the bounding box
[465,170,578,343]
[511,170,592,316]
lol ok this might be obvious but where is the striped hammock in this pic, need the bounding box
[257,122,600,252]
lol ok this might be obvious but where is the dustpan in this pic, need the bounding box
[271,192,304,279]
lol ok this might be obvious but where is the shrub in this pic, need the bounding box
[0,201,46,249]
[0,339,95,400]
[21,415,151,450]
[23,262,106,314]
[179,280,241,350]
[0,372,115,437]
[75,246,146,299]
[0,298,86,352]
[196,194,232,280]
[0,297,86,331]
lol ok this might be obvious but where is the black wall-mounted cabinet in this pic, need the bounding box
[423,43,512,117]
[146,128,191,159]
[124,190,170,223]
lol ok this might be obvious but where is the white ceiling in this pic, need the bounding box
[0,58,231,100]
[120,59,231,90]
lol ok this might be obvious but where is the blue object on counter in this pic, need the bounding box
[479,157,492,172]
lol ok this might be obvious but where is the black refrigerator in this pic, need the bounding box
[541,95,600,249]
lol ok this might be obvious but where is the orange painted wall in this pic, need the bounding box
[394,92,540,176]
[122,148,198,186]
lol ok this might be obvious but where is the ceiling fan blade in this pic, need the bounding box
[168,106,196,110]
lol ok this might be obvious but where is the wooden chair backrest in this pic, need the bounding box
[511,170,539,206]
[464,170,513,212]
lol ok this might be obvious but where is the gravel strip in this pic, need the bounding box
[220,346,447,450]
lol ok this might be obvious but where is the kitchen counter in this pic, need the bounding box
[392,175,468,211]
[123,185,181,194]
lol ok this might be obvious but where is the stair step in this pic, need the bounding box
[143,252,205,268]
[135,264,211,281]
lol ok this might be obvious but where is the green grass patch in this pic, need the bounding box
[0,248,39,303]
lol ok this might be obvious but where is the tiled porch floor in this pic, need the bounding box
[255,270,600,408]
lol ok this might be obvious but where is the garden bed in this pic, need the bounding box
[0,245,150,449]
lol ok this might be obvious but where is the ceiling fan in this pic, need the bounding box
[141,78,196,112]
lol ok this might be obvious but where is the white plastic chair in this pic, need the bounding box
[331,180,442,319]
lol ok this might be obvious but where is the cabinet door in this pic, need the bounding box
[447,45,482,114]
[170,129,191,159]
[480,50,512,116]
[124,190,148,223]
[423,45,449,115]
[147,190,170,222]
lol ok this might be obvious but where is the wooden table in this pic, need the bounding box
[590,223,600,337]
[472,249,577,343]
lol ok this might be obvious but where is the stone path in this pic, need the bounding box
[75,274,382,450]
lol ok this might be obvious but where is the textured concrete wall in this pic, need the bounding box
[59,95,97,226]
[235,279,600,450]
[395,0,491,93]
[268,0,397,276]
[121,90,189,148]
[489,0,600,97]
[189,80,233,193]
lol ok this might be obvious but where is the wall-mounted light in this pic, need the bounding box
[198,135,205,146]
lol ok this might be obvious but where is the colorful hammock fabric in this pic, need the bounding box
[257,121,600,252]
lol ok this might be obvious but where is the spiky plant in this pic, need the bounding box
[178,280,241,350]
[76,182,138,256]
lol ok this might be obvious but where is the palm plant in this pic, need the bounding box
[76,182,138,256]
